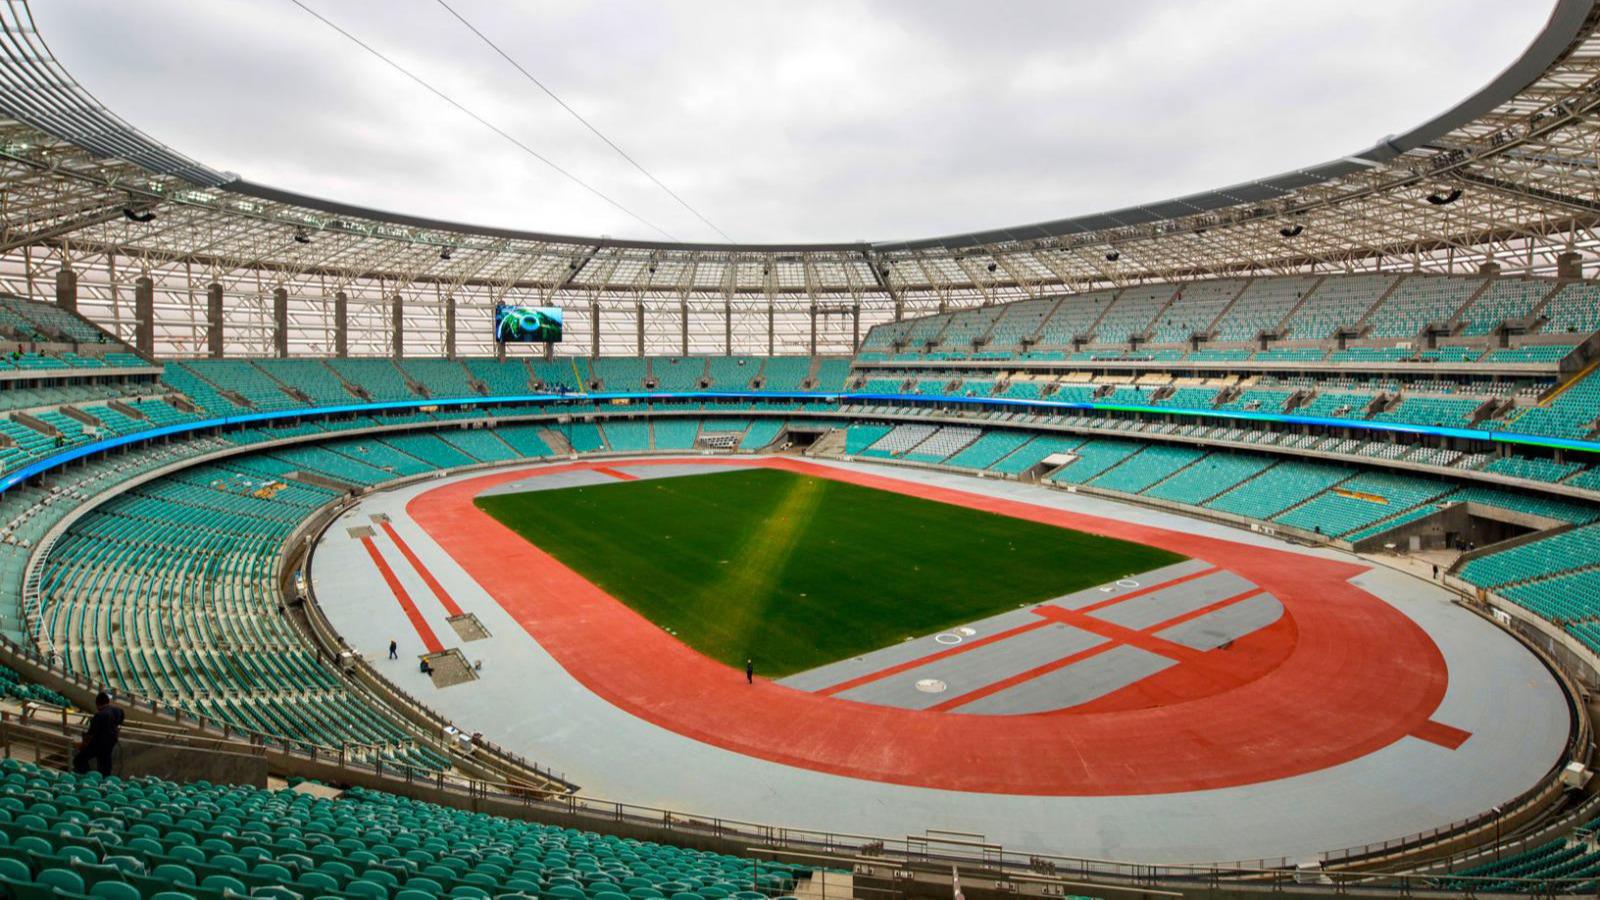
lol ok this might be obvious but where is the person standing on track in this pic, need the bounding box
[746,659,754,684]
[389,639,398,660]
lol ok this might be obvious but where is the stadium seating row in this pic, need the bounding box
[0,760,815,900]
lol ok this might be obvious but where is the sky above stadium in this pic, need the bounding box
[37,0,1555,245]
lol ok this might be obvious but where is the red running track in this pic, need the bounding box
[406,458,1458,795]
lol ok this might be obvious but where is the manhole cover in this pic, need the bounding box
[914,679,948,694]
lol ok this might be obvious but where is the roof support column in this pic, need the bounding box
[443,293,456,360]
[766,293,775,356]
[808,303,818,356]
[273,287,289,358]
[133,275,154,357]
[680,298,689,356]
[206,282,224,359]
[333,290,348,358]
[635,301,645,358]
[54,266,76,314]
[1558,251,1584,279]
[723,297,732,355]
[851,300,861,351]
[391,292,403,359]
[589,299,600,358]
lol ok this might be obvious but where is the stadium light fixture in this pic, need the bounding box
[1105,251,1120,262]
[1279,224,1305,238]
[293,228,311,245]
[121,207,156,224]
[440,247,452,260]
[1427,188,1464,206]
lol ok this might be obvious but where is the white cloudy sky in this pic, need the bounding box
[34,1,1555,245]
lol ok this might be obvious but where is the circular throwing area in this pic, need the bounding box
[310,455,1570,862]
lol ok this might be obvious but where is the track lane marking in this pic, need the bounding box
[360,536,444,654]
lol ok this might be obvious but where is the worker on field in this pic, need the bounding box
[746,659,754,684]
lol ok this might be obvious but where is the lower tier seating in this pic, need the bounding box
[0,760,814,900]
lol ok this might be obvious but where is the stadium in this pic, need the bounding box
[1,0,1600,896]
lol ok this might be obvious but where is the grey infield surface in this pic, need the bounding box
[1085,569,1254,630]
[831,622,1107,710]
[955,645,1177,716]
[1158,594,1285,651]
[777,558,1213,693]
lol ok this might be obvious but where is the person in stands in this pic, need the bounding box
[74,692,123,776]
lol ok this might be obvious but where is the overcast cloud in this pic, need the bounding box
[32,1,1555,244]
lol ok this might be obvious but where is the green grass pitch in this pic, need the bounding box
[475,468,1186,676]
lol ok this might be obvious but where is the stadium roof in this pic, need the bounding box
[1,0,1599,305]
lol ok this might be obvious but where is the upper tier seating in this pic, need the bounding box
[649,357,706,391]
[175,361,298,411]
[984,298,1059,353]
[1210,276,1321,342]
[400,359,479,398]
[1148,279,1244,344]
[530,359,585,391]
[1458,278,1553,335]
[325,359,418,402]
[1364,276,1482,339]
[1094,285,1173,344]
[1541,281,1600,336]
[255,359,355,405]
[706,356,761,390]
[1035,290,1116,347]
[1283,274,1397,339]
[934,306,1004,351]
[755,357,809,390]
[590,358,648,391]
[0,295,128,346]
[812,359,851,391]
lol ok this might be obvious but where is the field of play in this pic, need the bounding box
[474,468,1185,675]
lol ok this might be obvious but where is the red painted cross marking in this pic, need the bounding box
[379,521,464,617]
[1412,718,1472,749]
[817,566,1228,698]
[594,466,639,481]
[931,586,1267,712]
[361,536,444,654]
